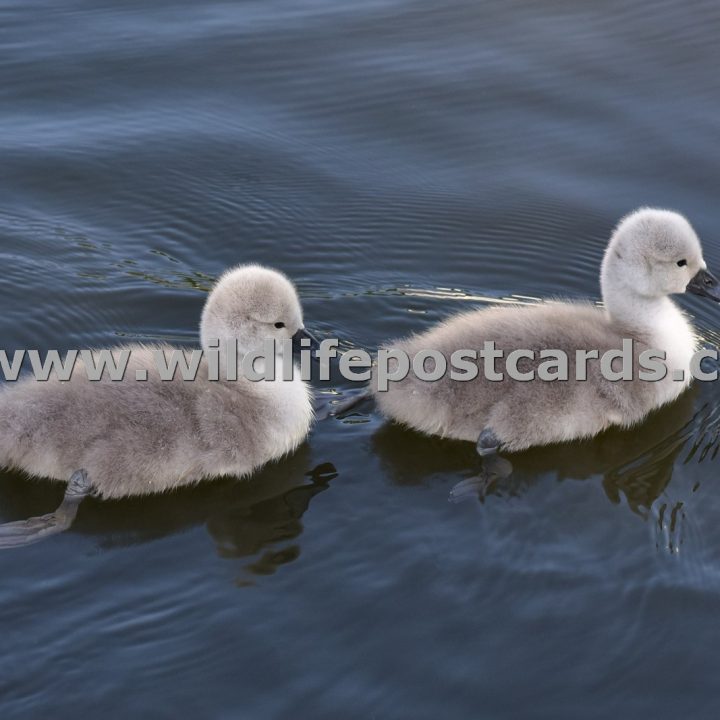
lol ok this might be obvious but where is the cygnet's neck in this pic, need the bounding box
[202,339,293,383]
[602,284,680,333]
[601,279,697,379]
[252,354,297,382]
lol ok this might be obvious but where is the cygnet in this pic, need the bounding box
[0,264,318,546]
[373,208,720,459]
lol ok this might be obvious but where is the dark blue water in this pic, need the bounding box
[2,0,720,717]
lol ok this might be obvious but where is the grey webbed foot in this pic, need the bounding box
[476,428,501,457]
[449,453,513,503]
[0,469,92,549]
[313,389,373,420]
[449,473,497,503]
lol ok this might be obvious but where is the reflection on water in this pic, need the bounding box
[371,382,716,555]
[0,449,338,578]
[207,462,337,580]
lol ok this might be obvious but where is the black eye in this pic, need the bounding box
[677,259,687,267]
[274,322,285,329]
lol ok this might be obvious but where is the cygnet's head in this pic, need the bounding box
[601,208,720,302]
[200,264,315,356]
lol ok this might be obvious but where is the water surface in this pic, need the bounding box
[2,0,720,717]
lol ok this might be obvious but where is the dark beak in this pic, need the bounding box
[687,268,720,302]
[291,327,321,359]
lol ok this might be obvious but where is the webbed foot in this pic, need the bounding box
[449,454,513,503]
[449,473,497,503]
[476,428,501,457]
[313,389,373,420]
[0,469,92,549]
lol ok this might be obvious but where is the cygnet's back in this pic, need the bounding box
[376,301,659,450]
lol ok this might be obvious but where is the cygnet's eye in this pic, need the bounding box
[274,322,285,329]
[677,259,687,267]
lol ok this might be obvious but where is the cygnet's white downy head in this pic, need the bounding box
[601,208,720,324]
[200,264,315,370]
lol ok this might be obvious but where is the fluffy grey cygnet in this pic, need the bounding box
[0,264,317,547]
[373,208,720,457]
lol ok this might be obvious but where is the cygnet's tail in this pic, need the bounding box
[0,386,19,470]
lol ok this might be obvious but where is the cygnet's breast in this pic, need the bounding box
[648,303,697,403]
[259,358,314,457]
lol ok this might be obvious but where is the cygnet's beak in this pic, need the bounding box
[291,327,321,359]
[687,268,720,302]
